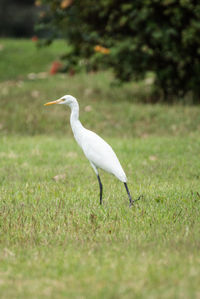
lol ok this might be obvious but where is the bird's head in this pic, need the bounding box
[44,95,77,108]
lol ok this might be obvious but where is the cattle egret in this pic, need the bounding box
[44,95,137,207]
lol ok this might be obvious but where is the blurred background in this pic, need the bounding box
[0,0,37,37]
[0,0,200,137]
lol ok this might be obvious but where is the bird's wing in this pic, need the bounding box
[81,129,127,182]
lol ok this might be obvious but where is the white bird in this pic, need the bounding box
[44,95,137,206]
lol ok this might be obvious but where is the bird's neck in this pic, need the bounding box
[70,101,84,136]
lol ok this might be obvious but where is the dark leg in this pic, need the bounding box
[97,175,103,205]
[124,183,133,207]
[124,183,142,207]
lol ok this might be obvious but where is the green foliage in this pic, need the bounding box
[37,0,200,101]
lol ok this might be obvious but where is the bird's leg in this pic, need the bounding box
[124,183,142,207]
[90,162,103,205]
[97,175,103,205]
[124,183,133,207]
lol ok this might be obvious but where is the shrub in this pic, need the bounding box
[37,0,200,101]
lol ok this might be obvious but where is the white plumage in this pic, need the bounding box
[75,128,127,182]
[44,95,134,206]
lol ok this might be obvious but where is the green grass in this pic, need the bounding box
[1,39,200,138]
[0,38,200,298]
[0,38,66,81]
[1,69,200,137]
[0,135,200,298]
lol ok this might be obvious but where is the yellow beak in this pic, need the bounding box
[44,99,62,106]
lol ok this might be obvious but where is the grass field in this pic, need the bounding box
[0,39,200,298]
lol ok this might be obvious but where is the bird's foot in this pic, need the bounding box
[134,195,143,202]
[129,195,143,207]
[129,200,134,208]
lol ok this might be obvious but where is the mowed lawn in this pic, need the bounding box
[0,135,200,298]
[0,39,200,298]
